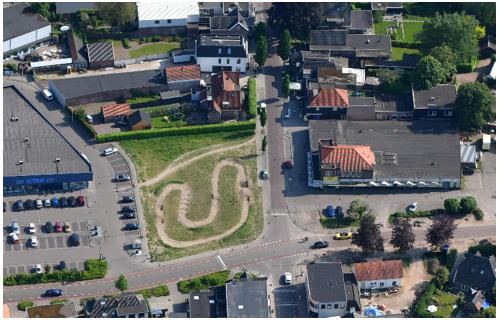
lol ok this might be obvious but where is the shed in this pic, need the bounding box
[30,58,73,70]
[86,41,115,69]
[460,144,477,166]
[101,103,132,123]
[128,110,152,131]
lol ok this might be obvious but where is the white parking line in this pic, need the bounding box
[216,255,227,270]
[271,213,288,216]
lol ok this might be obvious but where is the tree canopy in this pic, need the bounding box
[95,2,137,28]
[278,29,291,61]
[456,82,495,131]
[268,3,327,41]
[255,36,268,67]
[352,214,384,254]
[429,45,457,82]
[419,13,480,63]
[254,22,267,41]
[444,198,460,215]
[29,2,51,20]
[426,216,457,247]
[462,3,496,35]
[413,56,446,89]
[390,218,415,252]
[347,199,370,220]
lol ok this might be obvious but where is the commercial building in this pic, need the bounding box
[3,85,92,195]
[3,3,52,57]
[308,120,461,189]
[225,278,270,318]
[137,1,199,34]
[196,34,248,72]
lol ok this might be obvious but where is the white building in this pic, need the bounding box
[353,260,403,290]
[3,3,52,57]
[196,34,248,73]
[137,2,199,29]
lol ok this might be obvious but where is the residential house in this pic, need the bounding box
[412,84,457,120]
[101,103,132,123]
[354,260,403,290]
[305,262,361,317]
[371,2,404,15]
[196,34,247,72]
[225,278,270,318]
[27,302,77,318]
[86,41,115,69]
[165,64,201,92]
[84,292,149,318]
[306,88,350,119]
[128,110,152,131]
[346,97,377,120]
[291,50,348,81]
[67,31,88,69]
[374,93,414,120]
[349,10,374,34]
[3,3,52,57]
[136,2,200,35]
[188,287,226,318]
[209,7,249,39]
[204,71,243,123]
[452,253,496,292]
[463,290,487,315]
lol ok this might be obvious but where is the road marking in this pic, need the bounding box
[272,213,288,216]
[216,255,227,269]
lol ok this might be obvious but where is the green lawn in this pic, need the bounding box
[374,19,425,42]
[320,217,359,229]
[129,42,180,58]
[432,291,459,317]
[177,270,230,294]
[151,116,187,129]
[127,95,160,105]
[391,47,421,61]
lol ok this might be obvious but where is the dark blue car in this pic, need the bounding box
[51,197,59,208]
[44,288,64,297]
[325,205,335,218]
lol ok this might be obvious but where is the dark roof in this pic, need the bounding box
[3,85,92,178]
[307,262,347,302]
[128,110,151,127]
[210,7,248,31]
[346,34,392,56]
[453,254,496,291]
[364,54,420,69]
[412,84,457,110]
[3,3,51,41]
[375,93,413,112]
[309,31,391,57]
[310,30,347,50]
[86,41,115,63]
[86,293,149,318]
[27,303,77,318]
[308,120,461,180]
[324,2,350,26]
[343,273,361,312]
[197,34,246,58]
[67,31,87,62]
[56,2,94,14]
[49,70,165,100]
[371,2,404,10]
[225,278,269,318]
[350,96,375,107]
[189,290,217,318]
[349,10,373,30]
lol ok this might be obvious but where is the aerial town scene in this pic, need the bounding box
[2,1,496,318]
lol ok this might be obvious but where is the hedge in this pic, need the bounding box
[391,40,422,49]
[96,121,255,142]
[135,285,169,298]
[388,209,445,224]
[468,242,496,258]
[69,108,97,138]
[457,59,478,73]
[4,259,108,286]
[413,282,436,317]
[177,270,230,294]
[18,300,34,311]
[247,78,257,117]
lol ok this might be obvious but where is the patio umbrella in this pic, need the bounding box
[427,305,438,313]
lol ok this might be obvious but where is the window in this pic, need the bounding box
[380,282,385,287]
[228,48,232,54]
[218,58,222,64]
[376,114,383,120]
[428,110,437,117]
[327,304,332,309]
[237,58,241,64]
[167,19,172,24]
[321,304,325,310]
[218,48,222,54]
[227,59,230,64]
[334,304,339,309]
[444,110,453,117]
[392,114,398,119]
[154,20,160,25]
[392,281,397,286]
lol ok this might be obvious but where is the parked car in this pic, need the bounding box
[11,221,20,234]
[311,240,329,249]
[260,170,269,180]
[45,221,54,233]
[121,195,135,203]
[115,174,131,182]
[462,166,475,175]
[334,232,353,240]
[325,205,335,218]
[70,233,80,246]
[41,89,53,100]
[55,221,63,233]
[24,199,35,210]
[14,200,24,211]
[3,202,6,212]
[27,223,36,234]
[67,196,77,207]
[121,206,135,214]
[33,264,43,274]
[63,222,71,233]
[44,199,51,207]
[77,196,85,206]
[30,236,38,247]
[9,232,20,244]
[85,114,94,124]
[102,146,118,156]
[59,197,68,208]
[407,202,418,213]
[51,197,59,208]
[124,223,139,231]
[35,199,43,209]
[122,212,136,219]
[284,272,292,284]
[282,160,293,169]
[44,289,64,297]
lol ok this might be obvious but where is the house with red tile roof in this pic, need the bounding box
[165,64,201,92]
[353,260,403,290]
[306,88,375,120]
[101,103,132,123]
[203,71,243,123]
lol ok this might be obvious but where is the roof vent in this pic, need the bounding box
[100,300,106,305]
[431,162,436,166]
[55,158,61,163]
[366,39,371,44]
[18,160,24,165]
[209,300,215,304]
[480,270,484,275]
[193,295,199,300]
[238,305,244,310]
[10,116,19,122]
[24,138,29,142]
[430,96,435,101]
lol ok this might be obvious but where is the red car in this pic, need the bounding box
[55,221,63,233]
[282,160,293,169]
[77,196,85,207]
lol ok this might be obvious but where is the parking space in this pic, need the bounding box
[99,145,133,191]
[3,260,85,276]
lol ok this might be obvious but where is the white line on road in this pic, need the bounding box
[216,255,227,270]
[272,213,288,216]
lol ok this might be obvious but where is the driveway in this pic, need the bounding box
[455,58,492,84]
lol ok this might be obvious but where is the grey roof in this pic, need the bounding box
[4,3,51,41]
[86,41,115,63]
[346,34,392,54]
[189,290,217,318]
[461,144,477,164]
[310,30,347,50]
[307,262,347,302]
[375,93,413,112]
[67,31,87,63]
[413,84,457,110]
[453,254,496,291]
[350,10,373,30]
[209,7,248,31]
[324,2,350,25]
[56,2,94,14]
[308,120,461,180]
[309,31,391,56]
[3,85,91,177]
[86,293,149,317]
[343,273,361,312]
[226,278,268,318]
[364,54,420,69]
[350,96,375,107]
[197,34,246,58]
[371,2,404,10]
[128,110,151,127]
[49,70,165,99]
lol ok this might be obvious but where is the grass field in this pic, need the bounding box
[142,142,263,261]
[391,47,421,61]
[120,131,254,181]
[374,19,425,42]
[432,291,459,317]
[151,116,187,129]
[129,42,180,58]
[127,95,161,105]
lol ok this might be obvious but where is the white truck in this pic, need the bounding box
[482,134,491,151]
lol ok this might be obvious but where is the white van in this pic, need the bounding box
[42,89,53,100]
[85,114,94,124]
[103,146,118,156]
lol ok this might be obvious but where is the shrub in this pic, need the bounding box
[260,112,267,127]
[18,300,34,311]
[145,36,152,42]
[468,241,496,257]
[434,266,450,289]
[445,249,458,271]
[50,299,69,305]
[177,270,230,294]
[122,38,130,49]
[3,63,17,71]
[388,209,444,224]
[136,285,169,298]
[152,35,161,42]
[96,121,255,142]
[391,40,422,49]
[261,135,267,152]
[444,198,460,215]
[473,208,484,220]
[427,258,440,275]
[413,282,436,317]
[247,78,257,117]
[459,196,478,214]
[116,274,128,291]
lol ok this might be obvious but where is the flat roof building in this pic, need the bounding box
[3,85,92,195]
[225,278,269,318]
[86,41,115,69]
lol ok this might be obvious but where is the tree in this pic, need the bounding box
[413,56,446,89]
[259,111,267,127]
[30,2,51,20]
[95,2,137,28]
[352,214,384,254]
[459,196,478,214]
[254,22,267,41]
[444,198,460,215]
[261,136,267,152]
[419,12,480,63]
[456,82,495,131]
[426,216,457,247]
[77,10,90,30]
[74,107,86,120]
[255,36,268,67]
[282,73,290,97]
[429,45,457,82]
[462,3,496,35]
[374,69,411,94]
[277,29,291,61]
[116,274,128,291]
[434,266,450,289]
[268,3,327,40]
[347,199,370,220]
[390,218,415,252]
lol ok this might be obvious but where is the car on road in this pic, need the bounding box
[121,195,135,203]
[59,197,68,208]
[30,236,38,247]
[284,272,292,284]
[55,221,63,233]
[44,289,64,297]
[11,221,20,234]
[115,174,131,182]
[63,222,72,233]
[102,146,118,156]
[9,232,20,244]
[311,240,329,249]
[260,170,269,180]
[85,114,94,124]
[334,232,353,240]
[27,223,36,234]
[36,199,43,209]
[51,197,59,208]
[122,212,136,219]
[41,89,53,100]
[44,199,51,207]
[124,223,140,231]
[33,264,43,274]
[121,206,135,213]
[407,202,418,213]
[77,195,85,206]
[70,233,80,246]
[67,196,77,207]
[282,160,293,169]
[45,221,54,233]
